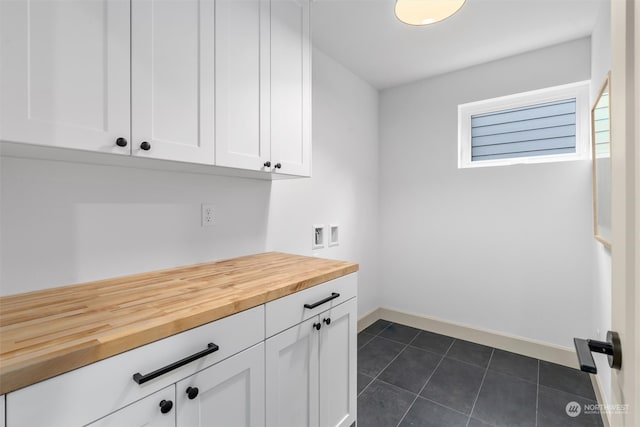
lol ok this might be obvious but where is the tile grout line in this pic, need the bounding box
[535,359,540,427]
[394,338,457,427]
[372,377,471,419]
[356,375,375,398]
[465,348,495,427]
[357,321,395,398]
[372,321,393,337]
[357,334,376,351]
[357,322,414,398]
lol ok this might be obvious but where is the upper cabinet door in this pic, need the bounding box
[131,0,215,164]
[0,0,131,154]
[214,0,269,171]
[270,0,311,177]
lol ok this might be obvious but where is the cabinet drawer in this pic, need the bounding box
[265,273,356,338]
[6,306,264,427]
[86,385,176,427]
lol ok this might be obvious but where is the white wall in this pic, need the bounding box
[590,0,612,405]
[0,158,270,295]
[267,48,380,316]
[378,38,595,347]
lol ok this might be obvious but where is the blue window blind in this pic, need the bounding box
[470,99,577,161]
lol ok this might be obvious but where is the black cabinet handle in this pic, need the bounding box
[263,161,271,167]
[304,293,340,310]
[116,137,128,147]
[313,322,321,331]
[140,141,151,151]
[323,317,331,326]
[274,163,282,169]
[186,386,199,400]
[133,343,219,384]
[159,400,173,414]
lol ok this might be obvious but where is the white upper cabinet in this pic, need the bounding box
[0,0,131,155]
[215,0,311,176]
[131,0,215,164]
[214,0,269,171]
[1,0,309,175]
[270,0,311,177]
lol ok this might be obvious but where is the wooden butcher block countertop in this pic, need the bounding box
[0,252,358,394]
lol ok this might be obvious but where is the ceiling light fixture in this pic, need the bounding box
[395,0,466,26]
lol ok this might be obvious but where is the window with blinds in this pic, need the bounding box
[458,82,589,168]
[471,99,576,161]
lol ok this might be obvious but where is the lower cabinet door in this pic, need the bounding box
[318,298,357,427]
[177,343,265,427]
[85,386,176,427]
[266,316,320,427]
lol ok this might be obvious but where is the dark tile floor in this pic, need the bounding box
[357,320,604,427]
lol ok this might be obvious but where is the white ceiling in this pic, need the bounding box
[311,0,606,89]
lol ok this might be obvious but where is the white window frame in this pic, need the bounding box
[458,81,591,168]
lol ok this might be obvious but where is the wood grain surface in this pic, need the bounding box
[0,252,358,394]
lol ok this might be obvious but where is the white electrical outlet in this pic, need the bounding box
[202,204,215,227]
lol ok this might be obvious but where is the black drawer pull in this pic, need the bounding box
[133,343,219,385]
[304,293,340,310]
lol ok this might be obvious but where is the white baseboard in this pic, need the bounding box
[358,307,577,368]
[356,307,380,333]
[590,375,611,427]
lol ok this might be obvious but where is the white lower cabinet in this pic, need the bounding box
[319,299,357,427]
[6,306,264,427]
[86,344,265,427]
[266,316,320,427]
[177,343,265,427]
[86,386,176,427]
[5,274,356,427]
[266,297,357,427]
